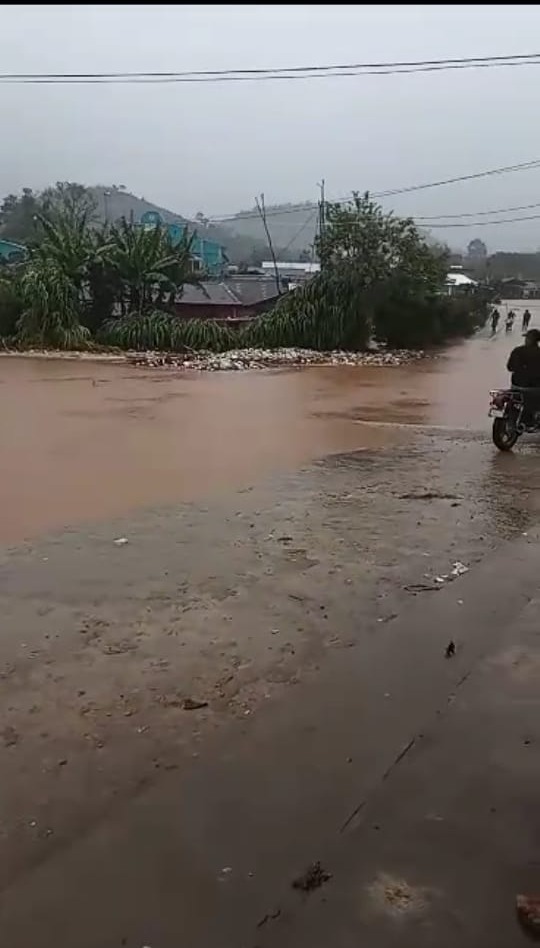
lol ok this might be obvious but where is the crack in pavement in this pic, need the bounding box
[338,652,496,836]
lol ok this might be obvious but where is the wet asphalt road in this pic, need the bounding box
[1,316,540,945]
[2,517,540,948]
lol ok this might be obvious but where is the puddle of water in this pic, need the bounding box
[0,305,532,542]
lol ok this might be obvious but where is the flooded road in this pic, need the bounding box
[2,304,540,947]
[0,310,530,542]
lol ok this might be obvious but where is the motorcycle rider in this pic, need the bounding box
[507,328,540,423]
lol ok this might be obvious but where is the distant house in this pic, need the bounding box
[495,277,540,300]
[261,260,320,285]
[445,271,477,296]
[0,238,27,264]
[139,210,228,276]
[174,276,281,322]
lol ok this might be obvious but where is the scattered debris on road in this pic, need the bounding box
[399,492,460,501]
[292,861,332,893]
[1,726,19,747]
[409,560,470,592]
[113,537,129,546]
[368,873,429,917]
[257,908,281,928]
[129,347,426,372]
[404,583,441,593]
[182,698,209,711]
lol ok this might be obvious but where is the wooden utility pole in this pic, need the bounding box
[317,179,326,268]
[255,192,282,293]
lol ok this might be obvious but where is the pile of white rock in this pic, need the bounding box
[128,347,426,371]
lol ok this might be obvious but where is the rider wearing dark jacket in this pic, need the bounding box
[507,330,540,421]
[507,329,540,387]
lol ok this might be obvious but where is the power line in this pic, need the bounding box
[264,206,540,243]
[373,159,540,198]
[423,212,540,228]
[2,52,540,83]
[4,52,540,78]
[210,203,317,225]
[415,200,540,220]
[206,158,540,224]
[281,209,318,253]
[226,198,540,247]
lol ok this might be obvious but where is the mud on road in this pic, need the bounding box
[1,318,540,934]
[1,423,540,893]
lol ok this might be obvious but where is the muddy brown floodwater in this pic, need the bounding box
[2,308,540,947]
[0,314,528,542]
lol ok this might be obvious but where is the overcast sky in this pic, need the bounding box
[2,4,540,250]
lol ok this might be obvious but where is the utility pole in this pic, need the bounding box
[317,179,326,269]
[103,189,111,225]
[255,192,282,294]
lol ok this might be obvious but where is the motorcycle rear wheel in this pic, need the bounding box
[492,416,519,451]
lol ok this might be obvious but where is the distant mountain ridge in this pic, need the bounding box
[88,187,316,261]
[89,186,188,227]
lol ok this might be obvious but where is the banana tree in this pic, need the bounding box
[108,218,197,315]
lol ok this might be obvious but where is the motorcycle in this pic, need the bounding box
[489,388,540,450]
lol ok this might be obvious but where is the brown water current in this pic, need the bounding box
[0,306,533,542]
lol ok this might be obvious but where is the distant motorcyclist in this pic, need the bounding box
[505,310,516,332]
[522,308,532,332]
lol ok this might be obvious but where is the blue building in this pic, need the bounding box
[139,211,228,276]
[0,238,27,264]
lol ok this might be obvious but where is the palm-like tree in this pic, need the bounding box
[109,218,196,314]
[34,210,113,287]
[14,204,201,347]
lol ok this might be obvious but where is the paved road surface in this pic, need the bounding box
[1,528,539,947]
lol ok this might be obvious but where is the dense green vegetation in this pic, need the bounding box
[101,312,234,352]
[243,193,488,350]
[0,186,487,352]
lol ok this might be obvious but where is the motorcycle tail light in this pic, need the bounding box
[491,393,507,409]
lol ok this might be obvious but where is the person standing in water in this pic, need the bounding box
[522,308,532,332]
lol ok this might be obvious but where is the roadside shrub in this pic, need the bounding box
[16,264,90,349]
[241,263,371,351]
[0,270,24,339]
[373,289,489,349]
[99,311,235,352]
